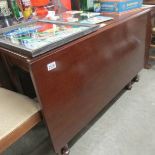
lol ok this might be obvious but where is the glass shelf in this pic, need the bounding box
[0,20,98,57]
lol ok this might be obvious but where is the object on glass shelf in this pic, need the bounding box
[16,0,32,19]
[100,0,142,13]
[80,16,113,24]
[59,0,71,10]
[50,10,101,23]
[80,0,94,11]
[0,0,13,27]
[0,16,14,27]
[30,0,49,18]
[53,0,71,14]
[71,0,80,10]
[10,0,21,19]
[0,0,12,17]
[46,0,54,11]
[94,0,101,12]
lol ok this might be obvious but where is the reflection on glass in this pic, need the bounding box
[1,22,88,50]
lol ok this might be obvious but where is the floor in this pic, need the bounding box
[2,64,155,155]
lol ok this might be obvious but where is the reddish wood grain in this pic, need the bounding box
[30,12,148,154]
[0,9,151,155]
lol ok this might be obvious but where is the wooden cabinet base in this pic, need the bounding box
[30,10,150,154]
[0,9,151,154]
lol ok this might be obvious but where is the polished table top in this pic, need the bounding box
[144,0,155,5]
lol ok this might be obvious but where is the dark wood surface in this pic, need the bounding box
[30,10,150,154]
[0,56,13,89]
[0,8,152,155]
[144,0,155,5]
